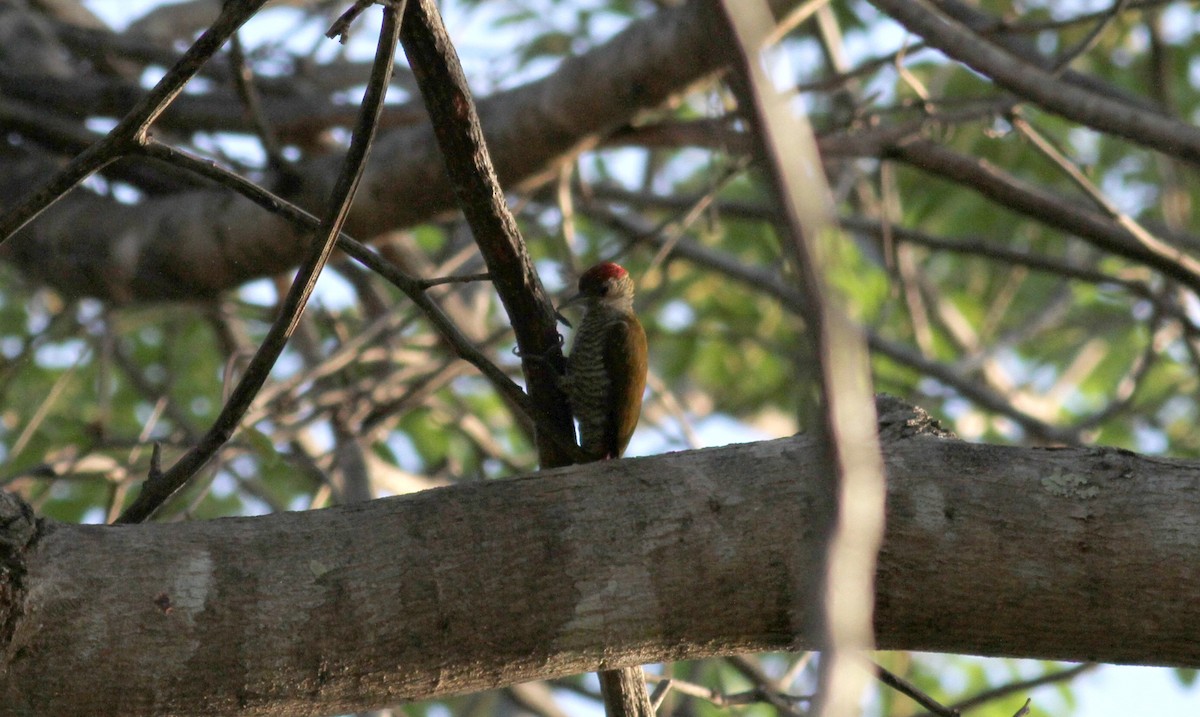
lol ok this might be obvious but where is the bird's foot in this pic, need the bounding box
[512,334,566,367]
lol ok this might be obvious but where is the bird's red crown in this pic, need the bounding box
[578,261,628,292]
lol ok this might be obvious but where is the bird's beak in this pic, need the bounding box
[555,292,583,328]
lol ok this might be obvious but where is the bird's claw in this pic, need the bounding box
[512,333,566,369]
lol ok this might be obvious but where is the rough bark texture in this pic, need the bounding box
[2,402,1199,715]
[599,666,655,717]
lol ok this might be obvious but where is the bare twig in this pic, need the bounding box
[868,0,1200,163]
[135,139,540,435]
[327,0,377,44]
[417,272,492,288]
[930,0,1163,115]
[0,0,271,244]
[1009,111,1184,275]
[10,345,88,460]
[884,138,1200,297]
[939,662,1097,716]
[228,31,289,172]
[725,655,809,716]
[643,157,750,275]
[642,668,810,714]
[117,2,406,523]
[873,661,958,717]
[1049,0,1132,74]
[1070,317,1168,431]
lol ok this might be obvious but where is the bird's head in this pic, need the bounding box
[560,262,636,314]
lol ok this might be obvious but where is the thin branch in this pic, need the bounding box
[868,334,1083,444]
[905,662,1098,717]
[642,157,751,275]
[884,138,1200,297]
[867,0,1200,163]
[9,347,88,460]
[1009,110,1179,269]
[1049,0,1132,74]
[397,0,578,466]
[842,218,1200,339]
[0,0,271,243]
[945,663,1096,714]
[873,661,958,717]
[724,655,810,716]
[327,0,378,44]
[227,31,289,172]
[603,117,753,154]
[981,0,1169,35]
[586,185,1188,324]
[117,2,406,523]
[641,671,811,713]
[1068,316,1164,431]
[581,195,1089,444]
[134,139,537,430]
[417,272,492,288]
[929,0,1163,115]
[599,118,1200,299]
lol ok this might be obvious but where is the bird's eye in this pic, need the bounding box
[599,285,609,296]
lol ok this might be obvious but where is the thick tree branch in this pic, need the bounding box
[3,401,1199,715]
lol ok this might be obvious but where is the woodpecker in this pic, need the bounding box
[559,262,648,460]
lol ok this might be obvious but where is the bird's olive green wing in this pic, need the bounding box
[602,314,648,458]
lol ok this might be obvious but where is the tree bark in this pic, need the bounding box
[599,667,655,717]
[2,401,1199,715]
